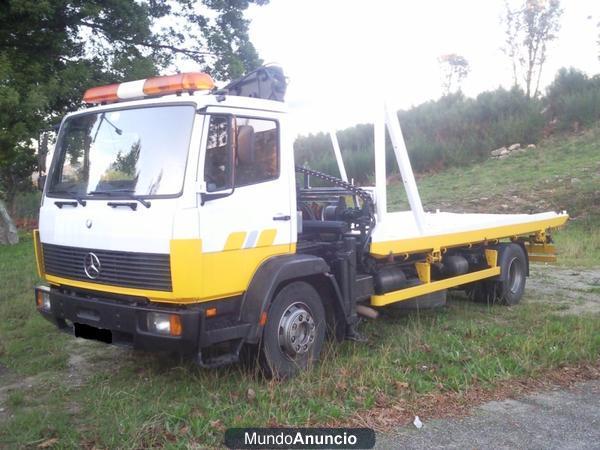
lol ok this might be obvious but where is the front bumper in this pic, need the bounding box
[34,285,251,356]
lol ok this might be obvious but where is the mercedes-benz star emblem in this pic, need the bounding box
[83,252,101,279]
[85,219,92,229]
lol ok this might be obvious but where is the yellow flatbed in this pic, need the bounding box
[370,210,569,257]
[367,210,568,307]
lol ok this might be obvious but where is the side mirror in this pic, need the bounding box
[37,174,46,191]
[200,115,237,204]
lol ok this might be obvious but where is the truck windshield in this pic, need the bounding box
[47,105,195,198]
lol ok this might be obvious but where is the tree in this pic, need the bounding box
[502,0,563,99]
[438,54,470,96]
[0,0,267,216]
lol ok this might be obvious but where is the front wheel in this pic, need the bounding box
[259,281,326,379]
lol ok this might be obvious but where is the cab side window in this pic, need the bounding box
[204,115,279,192]
[235,117,279,187]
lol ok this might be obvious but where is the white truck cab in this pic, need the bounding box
[34,67,568,378]
[41,86,295,302]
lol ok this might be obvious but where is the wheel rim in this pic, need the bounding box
[278,302,316,359]
[507,256,523,295]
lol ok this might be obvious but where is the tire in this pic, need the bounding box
[259,281,326,379]
[466,244,527,306]
[496,243,527,305]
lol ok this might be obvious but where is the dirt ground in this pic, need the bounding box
[527,264,600,315]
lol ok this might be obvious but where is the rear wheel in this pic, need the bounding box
[259,281,326,379]
[466,244,527,305]
[497,244,527,305]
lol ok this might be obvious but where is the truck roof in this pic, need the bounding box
[74,67,289,121]
[65,91,288,121]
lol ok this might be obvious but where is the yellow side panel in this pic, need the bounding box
[198,243,291,302]
[170,239,204,299]
[167,235,293,303]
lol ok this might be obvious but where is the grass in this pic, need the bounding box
[553,215,600,268]
[388,125,600,218]
[0,233,599,448]
[1,127,599,447]
[387,125,600,267]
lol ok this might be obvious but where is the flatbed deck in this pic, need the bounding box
[370,210,569,257]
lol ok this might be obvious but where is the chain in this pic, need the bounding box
[296,166,377,268]
[295,166,374,212]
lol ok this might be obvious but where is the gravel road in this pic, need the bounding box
[376,379,600,449]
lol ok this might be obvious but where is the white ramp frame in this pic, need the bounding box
[330,129,348,182]
[373,106,387,220]
[330,104,426,234]
[375,103,427,234]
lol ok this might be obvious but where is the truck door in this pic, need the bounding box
[196,112,294,300]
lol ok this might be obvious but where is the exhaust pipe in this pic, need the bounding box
[356,304,379,319]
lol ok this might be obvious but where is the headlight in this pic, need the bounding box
[36,288,51,311]
[146,312,182,336]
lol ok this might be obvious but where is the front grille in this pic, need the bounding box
[42,243,172,292]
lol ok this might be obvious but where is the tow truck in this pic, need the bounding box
[33,66,568,378]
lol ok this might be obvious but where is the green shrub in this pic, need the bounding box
[545,68,600,131]
[294,67,599,182]
[12,191,41,220]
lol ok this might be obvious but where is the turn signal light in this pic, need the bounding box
[36,288,51,311]
[205,307,217,318]
[259,311,268,326]
[169,314,182,337]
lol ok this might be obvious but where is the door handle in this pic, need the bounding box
[273,215,291,221]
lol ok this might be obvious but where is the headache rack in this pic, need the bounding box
[221,66,287,102]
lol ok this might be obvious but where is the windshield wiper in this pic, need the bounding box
[49,190,86,207]
[89,189,134,195]
[88,190,151,208]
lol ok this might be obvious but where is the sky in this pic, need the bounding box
[243,0,600,136]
